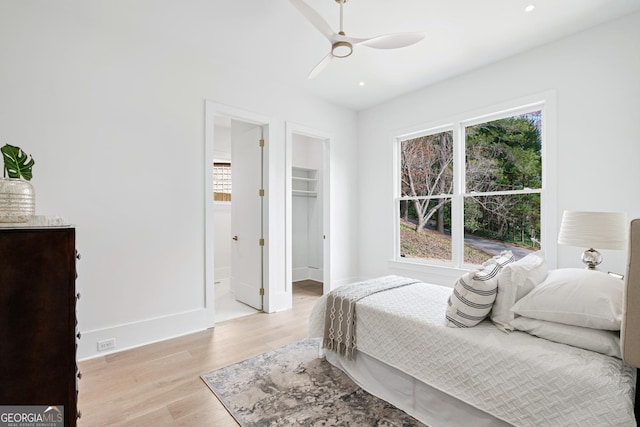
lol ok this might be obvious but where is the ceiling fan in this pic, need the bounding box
[289,0,425,79]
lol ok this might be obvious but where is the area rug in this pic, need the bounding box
[201,338,425,426]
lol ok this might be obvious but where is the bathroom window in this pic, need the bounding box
[213,161,232,202]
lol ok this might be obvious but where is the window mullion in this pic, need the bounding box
[451,122,464,268]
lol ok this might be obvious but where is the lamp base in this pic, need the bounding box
[581,248,602,270]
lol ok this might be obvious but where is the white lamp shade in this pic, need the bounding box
[557,211,627,249]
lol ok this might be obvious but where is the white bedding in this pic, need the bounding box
[309,281,637,427]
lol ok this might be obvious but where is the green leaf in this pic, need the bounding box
[2,144,35,181]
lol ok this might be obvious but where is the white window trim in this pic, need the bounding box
[391,91,557,276]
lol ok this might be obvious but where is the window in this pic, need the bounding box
[213,161,232,202]
[399,129,454,262]
[397,106,543,266]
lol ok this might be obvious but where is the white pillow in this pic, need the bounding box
[446,251,514,328]
[491,251,547,332]
[510,316,621,358]
[483,250,516,269]
[510,268,623,330]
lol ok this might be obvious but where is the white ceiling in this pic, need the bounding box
[215,0,640,111]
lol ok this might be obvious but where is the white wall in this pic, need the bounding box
[213,203,231,279]
[358,12,640,286]
[0,1,360,359]
[292,134,324,282]
[213,125,231,279]
[4,1,636,360]
[213,124,232,160]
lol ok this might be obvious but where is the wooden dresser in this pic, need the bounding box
[0,227,79,426]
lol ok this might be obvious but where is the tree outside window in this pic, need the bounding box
[398,109,542,266]
[400,130,454,262]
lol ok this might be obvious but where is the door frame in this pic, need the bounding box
[205,101,274,324]
[285,122,332,296]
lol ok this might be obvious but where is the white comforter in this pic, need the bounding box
[309,281,636,427]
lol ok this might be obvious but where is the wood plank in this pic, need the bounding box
[78,281,322,426]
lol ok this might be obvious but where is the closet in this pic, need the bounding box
[292,134,323,283]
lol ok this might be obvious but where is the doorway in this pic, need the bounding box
[205,103,273,325]
[286,123,331,302]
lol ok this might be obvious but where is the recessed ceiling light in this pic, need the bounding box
[525,4,536,12]
[359,81,365,87]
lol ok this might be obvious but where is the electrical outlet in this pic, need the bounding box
[97,338,116,352]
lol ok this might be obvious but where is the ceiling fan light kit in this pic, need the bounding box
[332,40,353,58]
[289,0,425,78]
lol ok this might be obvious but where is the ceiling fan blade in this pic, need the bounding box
[289,0,336,41]
[355,32,425,49]
[308,53,333,80]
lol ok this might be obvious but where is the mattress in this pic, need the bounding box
[309,281,636,427]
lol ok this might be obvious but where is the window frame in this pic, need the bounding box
[393,96,555,271]
[213,160,232,204]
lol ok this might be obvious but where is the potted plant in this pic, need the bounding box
[0,144,36,223]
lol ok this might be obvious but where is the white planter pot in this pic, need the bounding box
[0,178,35,223]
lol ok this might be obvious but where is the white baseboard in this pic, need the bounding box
[77,308,211,361]
[293,267,324,283]
[309,268,323,282]
[292,267,309,282]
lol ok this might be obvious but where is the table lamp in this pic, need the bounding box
[557,210,626,270]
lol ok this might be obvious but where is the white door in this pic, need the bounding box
[230,120,265,310]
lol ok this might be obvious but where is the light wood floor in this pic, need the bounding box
[78,280,323,426]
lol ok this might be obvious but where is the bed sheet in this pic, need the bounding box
[309,281,636,427]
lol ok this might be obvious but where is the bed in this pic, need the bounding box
[309,219,640,427]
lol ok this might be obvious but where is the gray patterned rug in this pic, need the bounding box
[201,338,425,426]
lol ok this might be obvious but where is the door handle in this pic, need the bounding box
[232,235,238,241]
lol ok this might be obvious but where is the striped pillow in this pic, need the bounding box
[445,251,514,328]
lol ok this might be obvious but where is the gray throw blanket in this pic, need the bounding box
[323,275,419,360]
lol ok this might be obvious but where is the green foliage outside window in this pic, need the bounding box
[399,110,542,263]
[464,112,541,247]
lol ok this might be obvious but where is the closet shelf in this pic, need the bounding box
[292,166,318,197]
[293,190,317,197]
[292,176,318,183]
